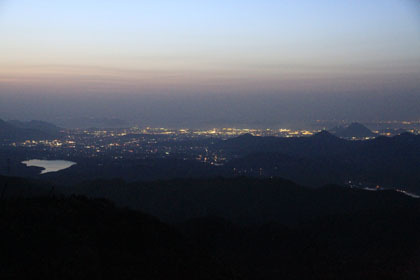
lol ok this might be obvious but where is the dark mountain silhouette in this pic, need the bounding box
[233,133,255,141]
[179,204,420,280]
[218,130,348,159]
[8,120,62,135]
[0,119,61,142]
[330,122,376,138]
[1,176,420,279]
[311,129,340,140]
[66,177,420,226]
[0,195,235,280]
[216,132,420,191]
[0,119,15,135]
[0,175,53,198]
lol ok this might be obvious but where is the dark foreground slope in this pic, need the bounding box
[71,177,420,226]
[179,208,420,280]
[1,194,420,280]
[1,177,420,279]
[0,196,234,280]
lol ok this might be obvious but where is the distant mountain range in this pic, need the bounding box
[0,119,62,142]
[329,122,376,138]
[217,131,420,190]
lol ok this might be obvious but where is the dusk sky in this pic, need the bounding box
[0,0,419,126]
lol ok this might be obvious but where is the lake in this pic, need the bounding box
[22,159,77,174]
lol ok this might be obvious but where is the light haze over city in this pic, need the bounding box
[0,0,419,127]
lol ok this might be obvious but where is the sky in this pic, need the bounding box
[0,0,419,126]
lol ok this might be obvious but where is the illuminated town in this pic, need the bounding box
[3,120,419,167]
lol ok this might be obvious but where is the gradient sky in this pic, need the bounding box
[0,0,419,125]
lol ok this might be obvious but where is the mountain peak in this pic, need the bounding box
[312,130,337,139]
[330,122,375,139]
[238,133,254,139]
